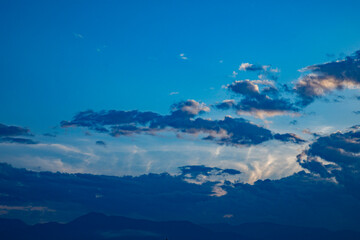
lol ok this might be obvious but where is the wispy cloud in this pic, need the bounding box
[73,33,84,39]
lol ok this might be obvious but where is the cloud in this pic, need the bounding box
[2,162,360,230]
[95,140,106,147]
[297,125,360,198]
[294,50,360,106]
[289,120,298,125]
[0,123,37,145]
[73,33,84,39]
[0,123,32,137]
[179,53,188,60]
[178,165,242,195]
[216,80,299,118]
[61,100,303,147]
[179,165,241,178]
[239,63,268,72]
[0,205,54,212]
[239,63,279,80]
[43,133,56,137]
[0,137,38,145]
[169,92,179,95]
[170,99,210,117]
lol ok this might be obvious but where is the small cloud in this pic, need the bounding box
[96,45,107,53]
[230,71,238,78]
[169,92,179,95]
[73,33,84,39]
[95,140,106,147]
[223,214,234,218]
[179,53,188,60]
[289,120,298,125]
[219,60,224,63]
[43,133,56,137]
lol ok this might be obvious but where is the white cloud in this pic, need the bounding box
[179,53,188,60]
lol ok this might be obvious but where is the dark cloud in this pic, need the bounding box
[294,50,360,106]
[179,165,241,178]
[289,120,298,125]
[217,80,299,118]
[95,140,106,146]
[273,133,306,144]
[61,100,304,147]
[326,53,336,58]
[0,137,38,145]
[43,133,56,137]
[298,126,360,198]
[353,111,360,115]
[0,123,37,144]
[2,163,360,231]
[0,123,32,137]
[226,80,261,98]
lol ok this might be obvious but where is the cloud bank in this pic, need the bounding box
[61,100,304,147]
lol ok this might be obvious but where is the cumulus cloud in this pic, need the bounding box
[216,80,299,118]
[294,50,360,106]
[61,100,303,147]
[170,99,210,117]
[298,125,360,198]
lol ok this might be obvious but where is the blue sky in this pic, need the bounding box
[1,0,360,183]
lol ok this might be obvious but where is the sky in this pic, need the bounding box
[1,0,360,185]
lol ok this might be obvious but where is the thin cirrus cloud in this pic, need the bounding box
[61,99,305,147]
[294,50,360,106]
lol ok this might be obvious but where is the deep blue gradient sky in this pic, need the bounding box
[2,0,360,129]
[1,0,360,183]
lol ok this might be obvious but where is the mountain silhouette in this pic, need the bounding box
[1,212,360,240]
